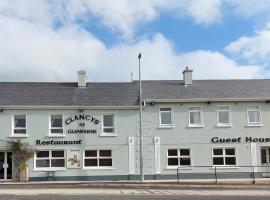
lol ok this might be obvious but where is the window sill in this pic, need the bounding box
[246,123,263,127]
[33,168,67,172]
[212,166,239,169]
[216,124,232,128]
[187,124,205,128]
[158,125,175,129]
[9,134,29,138]
[166,166,192,170]
[82,167,115,170]
[99,133,118,137]
[46,134,66,138]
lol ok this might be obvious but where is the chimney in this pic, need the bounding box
[78,70,87,88]
[182,66,193,86]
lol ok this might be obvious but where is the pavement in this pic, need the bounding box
[0,178,270,191]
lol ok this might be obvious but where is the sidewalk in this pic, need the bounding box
[1,179,270,190]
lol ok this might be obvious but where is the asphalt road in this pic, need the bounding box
[0,195,269,200]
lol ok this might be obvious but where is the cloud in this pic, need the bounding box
[225,22,270,64]
[0,12,266,82]
[178,51,266,79]
[0,0,267,82]
[0,0,223,38]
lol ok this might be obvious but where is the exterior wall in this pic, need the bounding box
[0,109,139,180]
[0,101,270,181]
[143,101,270,177]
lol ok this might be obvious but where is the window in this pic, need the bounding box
[84,150,112,168]
[247,106,261,124]
[35,150,65,169]
[159,107,173,126]
[103,115,115,133]
[212,148,236,166]
[13,114,26,134]
[50,115,63,134]
[217,106,231,126]
[189,107,203,127]
[167,149,191,167]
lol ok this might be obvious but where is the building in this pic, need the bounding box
[0,68,270,181]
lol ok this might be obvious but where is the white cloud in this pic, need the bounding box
[178,51,266,79]
[0,0,267,82]
[0,12,265,82]
[225,22,270,64]
[224,0,270,18]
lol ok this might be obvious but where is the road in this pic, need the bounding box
[0,195,269,200]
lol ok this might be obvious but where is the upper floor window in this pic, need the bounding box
[159,107,173,126]
[188,107,203,127]
[167,148,191,167]
[217,106,231,126]
[103,114,115,133]
[13,114,26,134]
[50,114,63,134]
[212,148,236,166]
[247,106,261,125]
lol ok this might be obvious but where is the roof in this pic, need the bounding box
[142,80,270,102]
[1,79,270,107]
[0,82,139,106]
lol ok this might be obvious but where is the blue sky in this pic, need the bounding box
[1,0,270,82]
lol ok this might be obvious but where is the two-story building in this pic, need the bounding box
[0,68,270,181]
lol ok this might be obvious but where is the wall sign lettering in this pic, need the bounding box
[211,137,270,143]
[36,139,82,145]
[65,114,100,134]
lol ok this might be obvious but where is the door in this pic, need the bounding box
[261,147,270,177]
[0,152,12,181]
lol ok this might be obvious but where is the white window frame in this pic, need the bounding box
[101,114,117,137]
[159,107,174,128]
[167,148,191,168]
[212,147,237,167]
[216,106,232,127]
[246,106,262,126]
[83,149,114,170]
[34,149,66,171]
[10,114,29,138]
[48,114,65,137]
[188,106,204,128]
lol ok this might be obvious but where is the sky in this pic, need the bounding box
[1,0,270,82]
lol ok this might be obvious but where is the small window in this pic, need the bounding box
[50,115,63,134]
[167,148,191,167]
[217,106,230,125]
[13,114,26,134]
[189,107,203,126]
[84,150,112,167]
[212,148,236,166]
[35,150,65,169]
[159,107,173,126]
[247,106,261,124]
[103,115,115,133]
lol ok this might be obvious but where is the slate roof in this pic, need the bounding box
[1,79,270,106]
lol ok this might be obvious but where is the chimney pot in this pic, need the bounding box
[78,70,87,88]
[182,66,193,86]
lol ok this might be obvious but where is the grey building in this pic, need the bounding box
[0,69,270,181]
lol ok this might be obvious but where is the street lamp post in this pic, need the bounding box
[138,53,144,182]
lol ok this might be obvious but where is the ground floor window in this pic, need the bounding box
[84,150,112,167]
[35,150,65,169]
[167,148,191,167]
[212,147,236,166]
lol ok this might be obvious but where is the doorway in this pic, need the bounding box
[261,147,270,177]
[0,152,12,181]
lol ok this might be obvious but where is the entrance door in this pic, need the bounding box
[261,147,270,177]
[0,152,12,181]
